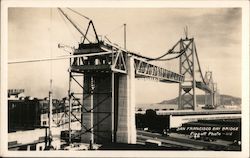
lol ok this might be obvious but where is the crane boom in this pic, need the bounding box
[58,8,90,43]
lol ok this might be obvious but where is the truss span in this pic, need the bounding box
[71,41,185,83]
[134,58,184,83]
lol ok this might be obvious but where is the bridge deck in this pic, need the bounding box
[196,81,212,92]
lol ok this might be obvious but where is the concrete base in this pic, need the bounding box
[81,57,137,144]
[116,57,136,144]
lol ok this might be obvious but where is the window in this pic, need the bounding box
[12,103,16,108]
[30,144,36,150]
[43,121,47,126]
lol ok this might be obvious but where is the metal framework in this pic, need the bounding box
[68,41,185,143]
[134,58,184,83]
[176,38,216,110]
[57,8,219,144]
[178,38,197,110]
[69,73,114,144]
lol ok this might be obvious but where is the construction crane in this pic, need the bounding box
[58,8,99,44]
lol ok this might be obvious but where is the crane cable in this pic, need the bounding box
[58,8,91,43]
[67,8,91,21]
[194,41,206,84]
[8,51,113,64]
[57,9,79,42]
[66,8,97,40]
[64,8,185,62]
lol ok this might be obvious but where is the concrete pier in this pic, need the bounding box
[81,56,136,144]
[81,74,113,144]
[116,56,136,144]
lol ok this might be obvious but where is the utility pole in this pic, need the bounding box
[90,76,94,149]
[184,26,188,39]
[124,23,126,49]
[68,54,72,144]
[48,79,53,149]
[47,8,53,150]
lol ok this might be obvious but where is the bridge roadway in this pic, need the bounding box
[196,81,212,92]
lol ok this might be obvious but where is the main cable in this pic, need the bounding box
[148,39,193,61]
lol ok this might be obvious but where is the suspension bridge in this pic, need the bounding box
[58,8,224,145]
[8,8,240,147]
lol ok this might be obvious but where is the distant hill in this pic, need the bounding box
[159,94,241,105]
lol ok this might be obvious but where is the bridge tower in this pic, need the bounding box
[178,38,197,110]
[204,71,220,107]
[204,71,214,106]
[213,83,221,106]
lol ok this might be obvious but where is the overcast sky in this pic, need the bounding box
[8,8,242,104]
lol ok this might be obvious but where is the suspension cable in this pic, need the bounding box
[194,41,206,83]
[147,39,182,61]
[149,39,193,61]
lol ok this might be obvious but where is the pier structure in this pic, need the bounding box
[67,23,184,144]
